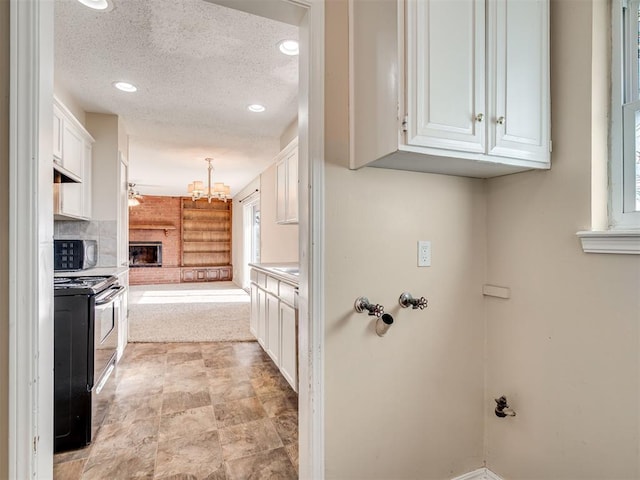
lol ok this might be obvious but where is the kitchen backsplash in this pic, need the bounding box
[54,220,117,267]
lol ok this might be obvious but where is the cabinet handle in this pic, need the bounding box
[475,113,484,122]
[497,116,505,125]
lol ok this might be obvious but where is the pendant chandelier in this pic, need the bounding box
[128,183,143,207]
[187,158,231,202]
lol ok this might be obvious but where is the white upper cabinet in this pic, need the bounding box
[349,0,550,178]
[487,0,550,162]
[275,137,299,224]
[53,105,63,162]
[406,0,486,153]
[53,96,94,220]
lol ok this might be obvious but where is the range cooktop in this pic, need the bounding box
[53,275,116,296]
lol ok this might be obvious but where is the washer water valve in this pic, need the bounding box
[354,297,385,317]
[398,292,428,310]
[495,396,516,418]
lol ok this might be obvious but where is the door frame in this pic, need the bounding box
[8,0,325,478]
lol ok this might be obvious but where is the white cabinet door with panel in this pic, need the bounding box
[275,138,298,224]
[487,0,549,161]
[256,287,267,349]
[250,283,259,336]
[62,121,84,179]
[266,292,280,365]
[406,0,485,153]
[53,105,63,162]
[279,300,297,392]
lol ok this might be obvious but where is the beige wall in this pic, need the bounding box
[322,1,486,478]
[0,1,9,476]
[484,1,640,478]
[86,113,120,221]
[259,163,299,264]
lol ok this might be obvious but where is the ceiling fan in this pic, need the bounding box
[128,183,143,207]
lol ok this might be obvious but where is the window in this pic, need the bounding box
[242,198,260,290]
[578,1,640,253]
[613,0,640,227]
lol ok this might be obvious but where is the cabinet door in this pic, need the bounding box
[59,163,84,219]
[182,269,195,282]
[250,284,259,337]
[266,293,280,365]
[220,267,231,280]
[206,269,220,281]
[279,301,297,392]
[62,122,84,177]
[405,0,486,153]
[53,106,63,162]
[285,148,298,223]
[257,288,267,348]
[487,0,549,162]
[275,159,287,223]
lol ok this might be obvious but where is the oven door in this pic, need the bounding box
[91,285,124,439]
[93,285,123,383]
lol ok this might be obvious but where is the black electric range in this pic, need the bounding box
[53,274,123,452]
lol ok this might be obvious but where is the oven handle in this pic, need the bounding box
[94,362,115,395]
[95,285,125,306]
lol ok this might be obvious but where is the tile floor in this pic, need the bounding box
[53,341,298,480]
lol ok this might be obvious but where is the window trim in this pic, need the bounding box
[579,0,640,254]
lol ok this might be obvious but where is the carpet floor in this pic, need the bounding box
[128,282,254,343]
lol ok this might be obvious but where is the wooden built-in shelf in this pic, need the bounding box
[181,198,232,277]
[130,224,176,236]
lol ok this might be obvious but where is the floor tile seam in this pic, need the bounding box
[157,426,220,445]
[102,410,163,426]
[222,444,294,465]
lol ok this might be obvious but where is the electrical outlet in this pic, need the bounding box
[418,240,431,267]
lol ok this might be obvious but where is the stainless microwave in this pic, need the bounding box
[54,239,98,271]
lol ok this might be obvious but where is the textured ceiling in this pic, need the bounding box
[54,0,298,196]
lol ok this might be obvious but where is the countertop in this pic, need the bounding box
[249,262,299,286]
[54,265,129,278]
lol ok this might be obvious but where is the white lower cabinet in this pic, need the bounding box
[266,293,280,365]
[250,267,298,392]
[250,284,259,336]
[256,287,266,349]
[279,301,297,389]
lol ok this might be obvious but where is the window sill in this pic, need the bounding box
[576,230,640,254]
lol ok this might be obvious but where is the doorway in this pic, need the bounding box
[8,0,324,478]
[243,197,261,291]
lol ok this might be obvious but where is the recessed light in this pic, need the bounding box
[277,39,299,56]
[113,81,137,93]
[247,104,266,113]
[77,0,111,11]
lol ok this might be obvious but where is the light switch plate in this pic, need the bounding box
[418,240,431,267]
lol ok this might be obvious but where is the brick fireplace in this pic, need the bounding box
[128,196,182,285]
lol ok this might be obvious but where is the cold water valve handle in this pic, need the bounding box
[398,292,428,310]
[354,297,384,317]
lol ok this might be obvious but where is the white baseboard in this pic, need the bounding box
[452,467,504,480]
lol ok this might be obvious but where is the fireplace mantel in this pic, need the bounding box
[129,223,176,236]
